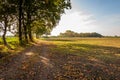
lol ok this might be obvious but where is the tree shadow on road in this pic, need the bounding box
[0,42,120,80]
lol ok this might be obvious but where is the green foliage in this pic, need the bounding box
[0,0,71,45]
[30,0,71,37]
[0,0,17,46]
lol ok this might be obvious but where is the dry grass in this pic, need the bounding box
[42,37,120,79]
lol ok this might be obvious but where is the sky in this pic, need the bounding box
[51,0,120,36]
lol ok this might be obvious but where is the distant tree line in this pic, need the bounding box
[59,30,103,37]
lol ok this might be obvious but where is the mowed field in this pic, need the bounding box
[0,37,120,80]
[43,37,120,79]
[44,38,120,58]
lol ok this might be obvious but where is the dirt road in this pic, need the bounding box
[0,42,120,80]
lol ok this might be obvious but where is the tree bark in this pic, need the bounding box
[2,16,7,46]
[22,12,28,43]
[27,11,33,42]
[23,21,28,43]
[36,33,39,39]
[2,15,12,49]
[18,0,23,44]
[28,26,33,42]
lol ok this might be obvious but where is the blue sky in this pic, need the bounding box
[51,0,120,36]
[76,0,120,15]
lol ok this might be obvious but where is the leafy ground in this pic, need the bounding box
[0,38,120,80]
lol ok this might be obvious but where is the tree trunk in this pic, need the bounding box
[36,33,39,39]
[2,17,7,46]
[27,12,33,42]
[2,16,12,49]
[18,0,23,44]
[22,12,28,43]
[2,28,7,45]
[28,26,33,42]
[23,22,28,43]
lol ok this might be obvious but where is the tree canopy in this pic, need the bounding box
[0,0,71,45]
